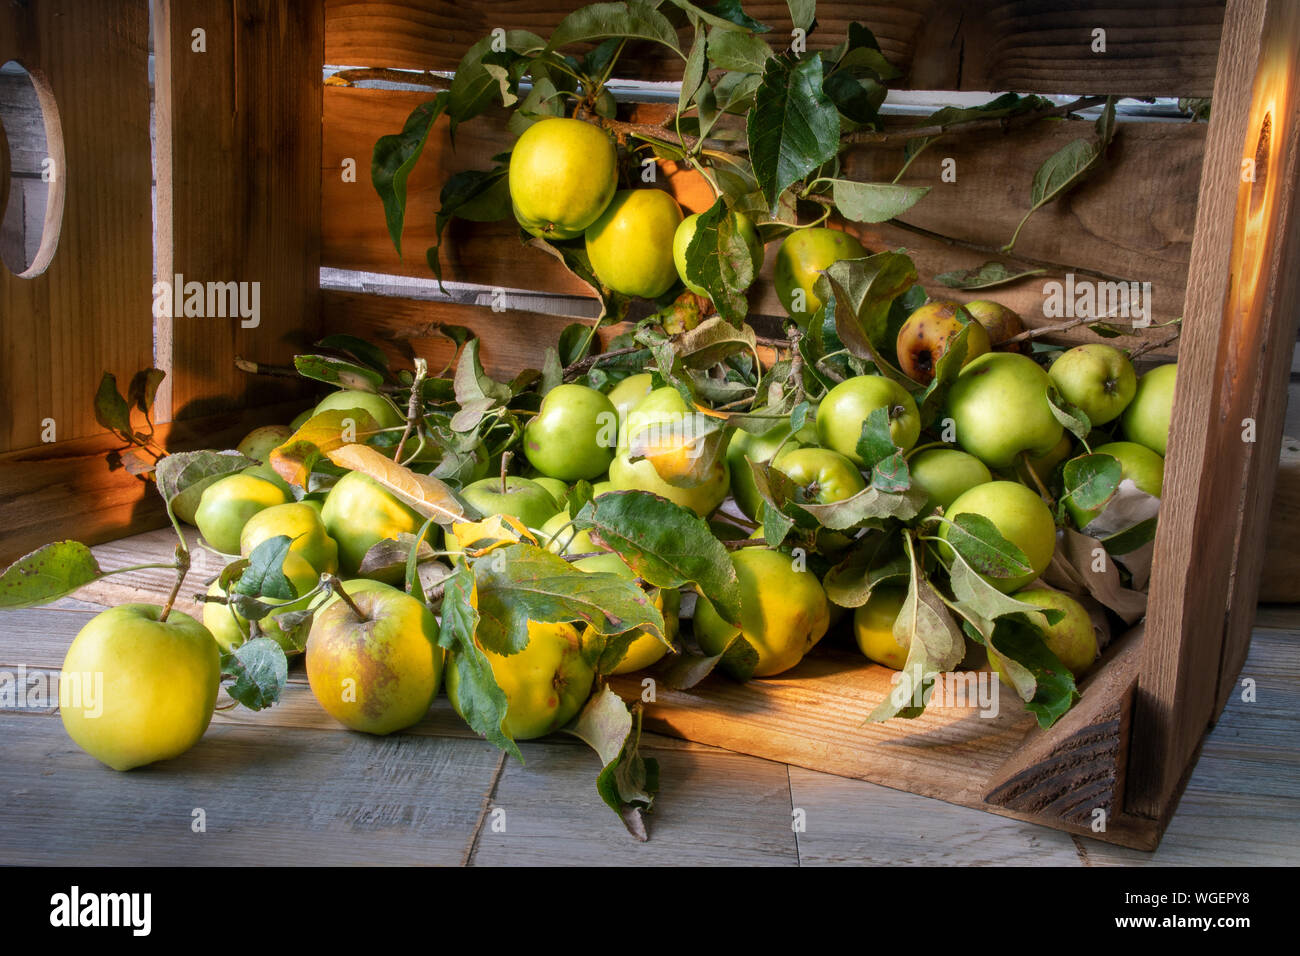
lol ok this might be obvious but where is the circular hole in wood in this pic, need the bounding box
[0,60,66,278]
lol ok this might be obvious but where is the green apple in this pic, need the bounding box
[539,510,600,556]
[320,471,429,579]
[239,500,339,575]
[241,462,294,497]
[939,480,1057,593]
[1065,440,1165,530]
[673,210,764,297]
[203,551,323,654]
[1008,588,1098,675]
[573,551,679,674]
[773,227,868,324]
[817,375,922,465]
[946,352,1064,468]
[852,586,909,670]
[1013,432,1074,487]
[1048,344,1137,426]
[313,388,404,430]
[1121,362,1177,455]
[608,387,730,517]
[531,476,570,511]
[60,604,220,771]
[461,476,561,531]
[195,473,291,555]
[772,446,867,553]
[445,619,595,740]
[908,448,992,514]
[896,300,992,385]
[236,424,292,463]
[305,580,442,735]
[523,383,618,481]
[725,418,816,521]
[693,548,831,677]
[606,373,654,429]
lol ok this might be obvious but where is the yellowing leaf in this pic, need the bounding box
[450,515,537,556]
[270,409,387,487]
[326,443,466,525]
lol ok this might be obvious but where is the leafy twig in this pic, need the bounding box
[843,95,1109,147]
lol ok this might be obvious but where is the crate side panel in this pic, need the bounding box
[324,0,1224,96]
[0,1,153,452]
[156,0,323,422]
[1131,0,1299,818]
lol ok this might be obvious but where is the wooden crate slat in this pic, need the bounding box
[322,87,1191,355]
[1130,0,1300,819]
[1259,440,1300,603]
[0,1,153,452]
[323,0,1224,97]
[153,0,323,422]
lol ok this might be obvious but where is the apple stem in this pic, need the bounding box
[1019,451,1056,506]
[325,574,369,622]
[393,358,428,465]
[159,545,191,623]
[499,451,512,495]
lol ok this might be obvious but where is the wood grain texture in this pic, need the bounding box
[0,400,310,567]
[154,0,323,422]
[0,1,153,452]
[322,88,1190,357]
[1258,438,1300,603]
[0,713,502,865]
[468,741,801,865]
[324,0,1225,96]
[984,624,1141,828]
[1131,0,1300,819]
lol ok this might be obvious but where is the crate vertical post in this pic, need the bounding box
[1130,0,1300,821]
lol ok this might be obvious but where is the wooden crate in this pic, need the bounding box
[1,0,1298,851]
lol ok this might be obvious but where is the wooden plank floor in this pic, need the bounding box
[1,532,1297,865]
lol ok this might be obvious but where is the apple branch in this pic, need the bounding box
[159,545,191,623]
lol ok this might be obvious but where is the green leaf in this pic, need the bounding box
[1100,516,1158,556]
[93,373,132,436]
[447,32,542,130]
[942,512,1034,581]
[235,535,299,601]
[1047,385,1093,444]
[0,541,105,609]
[829,180,928,223]
[818,252,918,385]
[563,687,659,840]
[855,406,910,492]
[126,368,166,415]
[316,334,391,373]
[154,450,257,521]
[795,481,924,529]
[546,1,683,58]
[866,533,964,721]
[916,317,972,425]
[656,630,759,687]
[706,26,772,73]
[472,544,665,655]
[430,165,511,287]
[372,94,449,256]
[679,22,708,114]
[821,531,904,607]
[947,549,1048,641]
[574,491,743,627]
[683,197,756,324]
[935,261,1046,290]
[437,564,522,761]
[1004,97,1116,252]
[674,316,760,370]
[747,54,840,215]
[689,0,770,32]
[451,338,512,431]
[220,637,288,711]
[1062,453,1122,512]
[786,0,816,32]
[986,615,1080,728]
[293,355,384,392]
